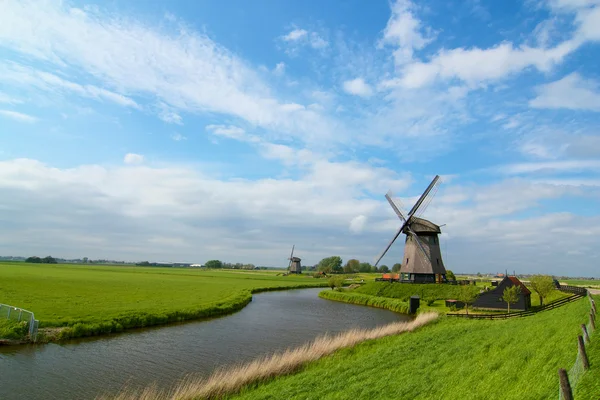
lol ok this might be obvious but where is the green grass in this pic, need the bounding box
[561,279,600,288]
[0,263,326,339]
[0,319,29,340]
[318,290,409,314]
[353,281,480,302]
[573,295,600,399]
[230,297,592,400]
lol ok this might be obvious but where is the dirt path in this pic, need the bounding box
[589,288,600,295]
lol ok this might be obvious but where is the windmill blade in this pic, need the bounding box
[405,224,432,265]
[415,179,440,218]
[406,175,440,219]
[288,245,294,268]
[373,226,403,267]
[385,192,408,222]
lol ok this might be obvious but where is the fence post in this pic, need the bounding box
[558,368,574,400]
[7,307,11,318]
[578,335,590,370]
[582,324,590,342]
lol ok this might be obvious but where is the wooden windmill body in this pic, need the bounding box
[374,175,448,283]
[288,245,302,274]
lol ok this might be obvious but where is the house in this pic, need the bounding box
[473,276,532,311]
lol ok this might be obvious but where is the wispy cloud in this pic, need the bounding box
[530,73,600,111]
[280,27,329,52]
[0,62,140,109]
[0,109,37,123]
[0,1,337,145]
[170,133,186,141]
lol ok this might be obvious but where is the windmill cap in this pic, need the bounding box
[403,216,442,234]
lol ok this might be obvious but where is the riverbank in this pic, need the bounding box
[103,312,439,400]
[0,263,329,344]
[318,289,410,314]
[228,296,595,399]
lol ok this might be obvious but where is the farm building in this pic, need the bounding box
[473,276,532,311]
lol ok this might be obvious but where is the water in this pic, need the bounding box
[0,288,408,400]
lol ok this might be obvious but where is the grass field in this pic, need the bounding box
[229,296,596,400]
[561,279,600,288]
[0,263,326,339]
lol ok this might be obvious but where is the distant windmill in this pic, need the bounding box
[374,175,447,283]
[288,245,302,274]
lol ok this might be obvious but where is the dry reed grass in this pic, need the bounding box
[100,312,438,400]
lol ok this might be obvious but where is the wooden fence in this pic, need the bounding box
[446,285,587,320]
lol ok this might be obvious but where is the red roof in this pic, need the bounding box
[507,276,531,295]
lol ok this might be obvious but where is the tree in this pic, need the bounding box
[380,265,390,273]
[502,285,521,314]
[317,256,343,274]
[42,256,57,264]
[529,275,554,306]
[458,286,478,315]
[204,260,223,269]
[328,276,344,290]
[83,257,89,264]
[358,262,372,273]
[476,272,482,277]
[392,263,402,272]
[370,265,378,273]
[25,256,42,263]
[344,259,360,273]
[446,270,456,281]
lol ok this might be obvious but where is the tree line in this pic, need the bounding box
[25,256,58,264]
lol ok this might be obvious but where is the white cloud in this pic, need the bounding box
[282,29,308,42]
[530,73,600,111]
[349,215,368,234]
[380,0,433,65]
[499,159,600,175]
[123,153,144,165]
[0,109,37,123]
[170,133,186,141]
[158,103,183,124]
[280,27,328,50]
[397,40,578,88]
[206,124,257,142]
[342,78,373,97]
[0,158,597,275]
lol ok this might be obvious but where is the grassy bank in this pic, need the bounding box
[105,313,439,400]
[318,290,410,314]
[573,296,600,399]
[0,263,326,340]
[228,296,591,399]
[0,319,28,340]
[353,281,480,302]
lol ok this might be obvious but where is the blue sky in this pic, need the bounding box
[1,0,599,276]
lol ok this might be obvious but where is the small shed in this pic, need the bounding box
[473,276,532,311]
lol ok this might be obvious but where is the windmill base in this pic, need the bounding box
[376,273,448,284]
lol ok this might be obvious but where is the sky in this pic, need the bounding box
[0,0,599,276]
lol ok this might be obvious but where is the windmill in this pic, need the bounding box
[374,175,447,283]
[287,245,302,274]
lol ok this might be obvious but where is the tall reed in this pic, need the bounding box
[101,312,438,400]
